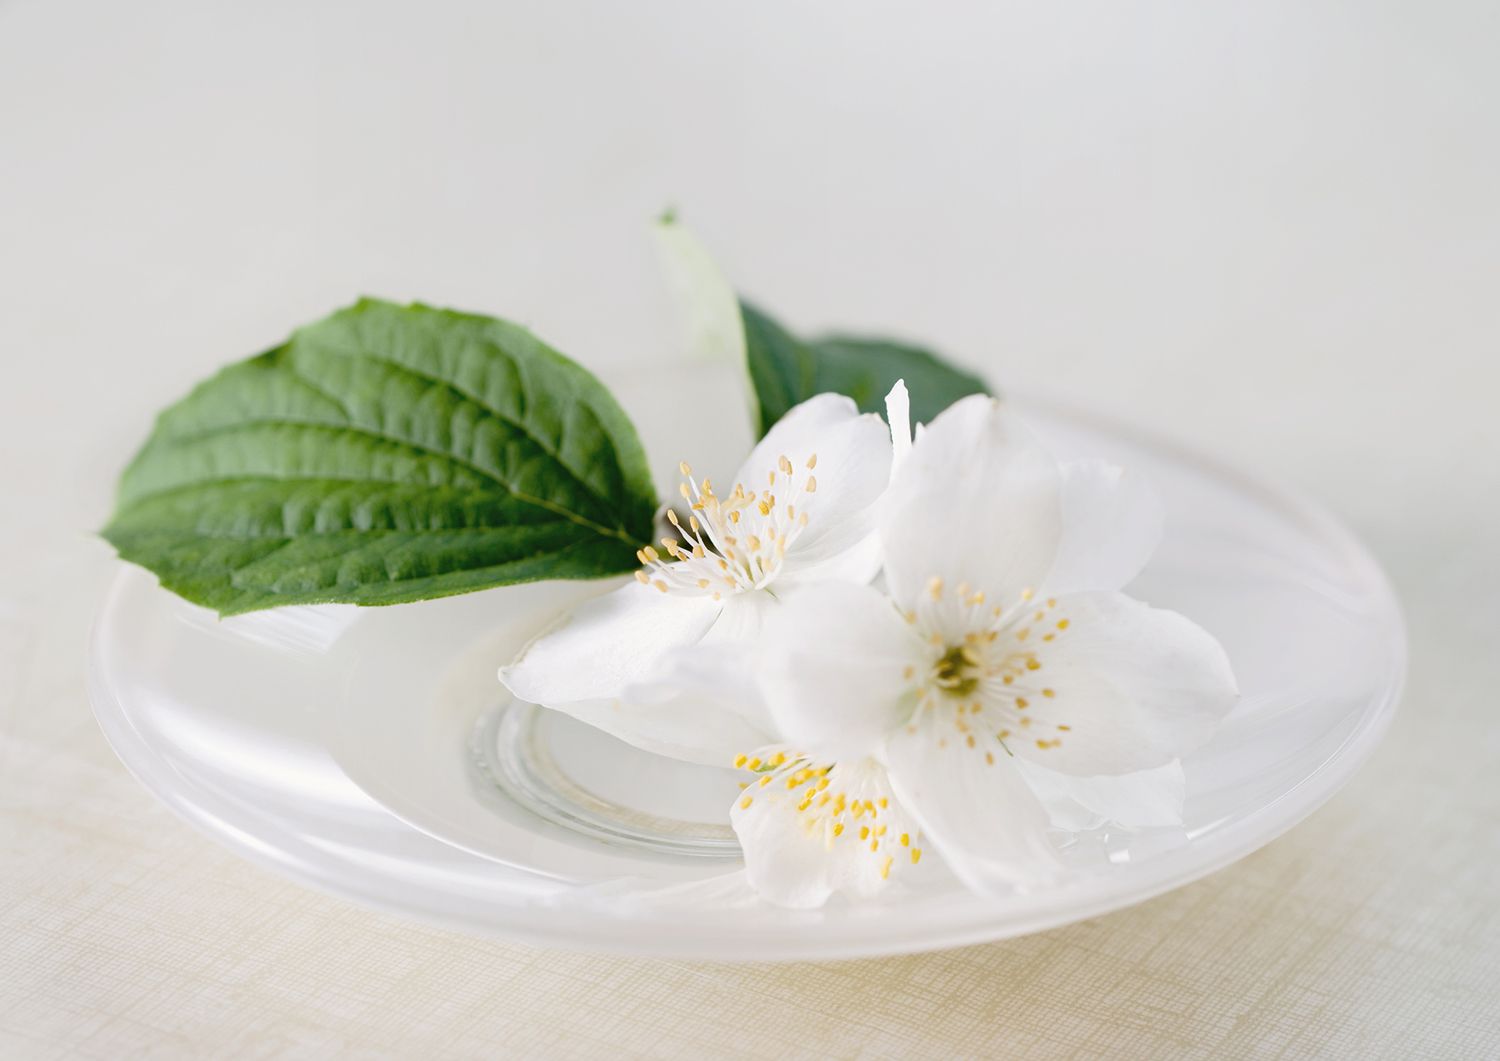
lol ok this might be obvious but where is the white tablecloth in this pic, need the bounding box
[2,2,1496,1056]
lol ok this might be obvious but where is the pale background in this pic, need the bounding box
[2,1,1497,1057]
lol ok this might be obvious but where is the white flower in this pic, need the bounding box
[499,392,895,765]
[727,395,1237,906]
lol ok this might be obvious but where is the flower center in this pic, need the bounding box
[932,644,981,698]
[732,751,922,880]
[903,576,1076,755]
[634,454,817,598]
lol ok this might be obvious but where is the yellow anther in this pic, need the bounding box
[878,798,888,809]
[653,580,668,593]
[900,833,910,847]
[817,778,830,790]
[965,734,976,748]
[1042,688,1055,698]
[1027,659,1041,670]
[679,461,692,476]
[739,796,753,809]
[806,454,818,469]
[985,751,995,765]
[805,476,817,493]
[778,455,793,474]
[869,840,879,852]
[859,826,870,840]
[634,571,650,585]
[928,576,944,600]
[911,848,923,864]
[642,545,660,562]
[880,855,893,880]
[748,757,762,770]
[733,754,748,768]
[1057,619,1070,630]
[678,483,691,499]
[759,776,771,786]
[1016,697,1029,709]
[833,823,844,837]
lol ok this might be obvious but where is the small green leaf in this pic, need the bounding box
[740,300,990,437]
[103,299,658,615]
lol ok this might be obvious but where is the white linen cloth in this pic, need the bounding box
[1,1,1495,1056]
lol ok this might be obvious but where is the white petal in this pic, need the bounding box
[736,392,862,483]
[756,582,921,762]
[1003,591,1238,776]
[567,645,775,766]
[880,395,1062,612]
[1015,759,1186,831]
[499,581,720,705]
[885,379,912,477]
[502,591,775,767]
[774,531,883,589]
[734,394,893,581]
[1045,460,1164,595]
[731,757,915,908]
[885,718,1061,893]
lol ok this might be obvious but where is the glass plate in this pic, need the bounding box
[87,395,1405,960]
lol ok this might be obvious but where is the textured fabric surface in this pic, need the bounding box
[2,1,1497,1057]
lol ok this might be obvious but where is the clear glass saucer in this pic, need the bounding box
[472,701,741,859]
[87,394,1405,961]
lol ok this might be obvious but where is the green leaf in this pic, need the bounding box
[740,300,990,437]
[103,299,658,615]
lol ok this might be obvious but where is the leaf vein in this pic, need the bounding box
[146,417,639,546]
